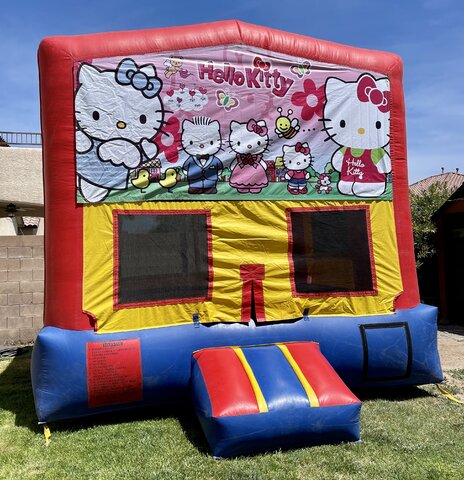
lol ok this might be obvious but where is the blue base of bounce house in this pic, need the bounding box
[31,304,442,423]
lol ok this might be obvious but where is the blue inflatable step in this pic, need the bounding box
[191,342,362,458]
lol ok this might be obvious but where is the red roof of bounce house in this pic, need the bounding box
[38,20,418,330]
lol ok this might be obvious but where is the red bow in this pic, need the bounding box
[239,153,258,165]
[295,142,310,155]
[247,119,268,137]
[357,75,389,113]
[253,56,271,71]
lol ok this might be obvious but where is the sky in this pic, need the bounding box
[1,0,463,183]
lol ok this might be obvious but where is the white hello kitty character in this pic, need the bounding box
[181,116,223,194]
[323,73,391,197]
[283,142,313,195]
[228,119,269,194]
[315,173,333,194]
[74,58,164,203]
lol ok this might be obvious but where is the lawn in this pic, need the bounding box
[1,349,463,480]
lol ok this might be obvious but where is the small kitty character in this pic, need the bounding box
[322,73,391,197]
[283,142,313,195]
[75,58,163,203]
[315,173,333,194]
[229,119,269,194]
[181,116,223,194]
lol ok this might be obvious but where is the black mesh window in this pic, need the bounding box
[116,212,210,306]
[289,208,375,295]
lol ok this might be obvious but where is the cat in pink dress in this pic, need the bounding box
[228,119,269,194]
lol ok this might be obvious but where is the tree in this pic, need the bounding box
[410,182,451,269]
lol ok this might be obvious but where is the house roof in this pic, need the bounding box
[409,171,464,195]
[432,182,464,221]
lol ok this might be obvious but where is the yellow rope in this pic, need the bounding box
[435,384,464,405]
[44,424,51,446]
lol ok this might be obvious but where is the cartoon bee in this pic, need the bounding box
[275,108,300,139]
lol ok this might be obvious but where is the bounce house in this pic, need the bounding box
[32,21,442,456]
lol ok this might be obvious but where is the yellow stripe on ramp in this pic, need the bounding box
[277,344,320,407]
[232,347,269,413]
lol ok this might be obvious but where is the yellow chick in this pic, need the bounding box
[131,169,150,193]
[159,168,178,192]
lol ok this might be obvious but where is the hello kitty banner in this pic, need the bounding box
[74,45,392,203]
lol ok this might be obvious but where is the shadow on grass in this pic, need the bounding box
[0,347,40,432]
[0,348,210,452]
[353,385,434,402]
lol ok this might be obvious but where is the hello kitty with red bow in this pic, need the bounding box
[322,73,391,197]
[228,119,270,194]
[282,142,314,195]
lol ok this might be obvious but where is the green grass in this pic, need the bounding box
[1,351,463,480]
[77,179,393,204]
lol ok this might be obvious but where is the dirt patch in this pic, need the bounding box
[432,326,464,402]
[438,325,464,370]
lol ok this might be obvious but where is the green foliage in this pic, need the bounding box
[410,182,451,268]
[1,353,464,479]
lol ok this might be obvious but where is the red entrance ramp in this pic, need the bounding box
[191,342,361,458]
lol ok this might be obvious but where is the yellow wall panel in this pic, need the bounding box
[83,200,402,333]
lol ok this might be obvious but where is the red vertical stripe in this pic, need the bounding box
[240,265,266,322]
[194,348,260,417]
[285,342,360,406]
[253,279,266,322]
[241,280,253,322]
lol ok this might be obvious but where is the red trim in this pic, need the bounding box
[388,61,419,309]
[39,20,417,330]
[113,209,213,309]
[240,265,266,322]
[193,348,260,417]
[285,342,360,406]
[286,205,377,298]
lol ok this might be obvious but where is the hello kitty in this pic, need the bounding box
[75,58,164,203]
[181,116,223,194]
[228,119,269,194]
[323,73,391,197]
[282,142,313,195]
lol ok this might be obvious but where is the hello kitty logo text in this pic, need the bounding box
[197,58,294,98]
[345,158,366,179]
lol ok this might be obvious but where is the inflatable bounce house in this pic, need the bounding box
[32,20,443,456]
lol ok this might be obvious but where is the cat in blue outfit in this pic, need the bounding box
[75,58,164,203]
[181,116,223,194]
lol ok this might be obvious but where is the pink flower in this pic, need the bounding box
[153,115,181,164]
[291,79,325,121]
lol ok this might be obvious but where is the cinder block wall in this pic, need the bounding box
[0,236,44,345]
